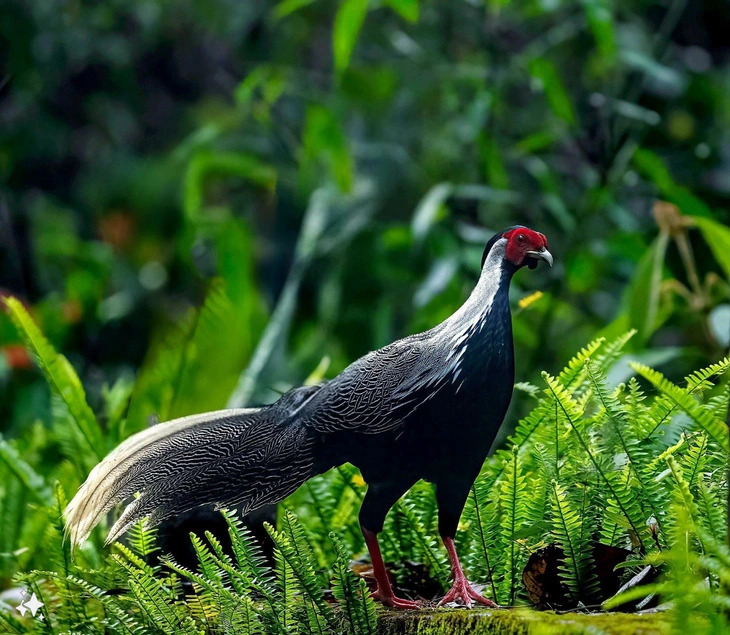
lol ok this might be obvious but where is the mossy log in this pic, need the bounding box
[376,607,670,634]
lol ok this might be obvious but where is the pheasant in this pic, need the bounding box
[65,225,552,608]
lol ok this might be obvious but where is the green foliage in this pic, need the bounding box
[549,482,597,603]
[3,297,104,468]
[331,532,377,635]
[2,323,729,631]
[4,0,730,630]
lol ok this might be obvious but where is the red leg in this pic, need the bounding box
[439,536,498,608]
[362,527,419,609]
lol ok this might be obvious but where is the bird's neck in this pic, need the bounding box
[441,239,516,336]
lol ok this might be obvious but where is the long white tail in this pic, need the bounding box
[65,386,322,548]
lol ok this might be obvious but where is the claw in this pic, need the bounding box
[438,576,498,608]
[372,588,420,609]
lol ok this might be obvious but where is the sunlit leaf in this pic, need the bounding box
[333,0,369,78]
[693,216,730,280]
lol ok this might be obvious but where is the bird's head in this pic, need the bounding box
[482,225,553,270]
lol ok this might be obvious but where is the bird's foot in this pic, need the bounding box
[438,577,498,608]
[371,588,419,609]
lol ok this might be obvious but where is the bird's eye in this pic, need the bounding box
[517,234,526,243]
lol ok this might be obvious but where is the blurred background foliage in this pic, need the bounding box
[2,0,730,549]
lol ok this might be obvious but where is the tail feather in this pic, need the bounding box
[65,385,323,548]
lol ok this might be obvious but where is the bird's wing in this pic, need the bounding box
[303,334,449,435]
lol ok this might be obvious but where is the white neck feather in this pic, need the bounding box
[441,238,509,333]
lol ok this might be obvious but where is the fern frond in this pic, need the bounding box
[665,456,705,551]
[3,296,104,463]
[223,509,275,590]
[632,363,729,451]
[683,357,730,392]
[266,512,337,633]
[330,532,377,635]
[392,498,449,587]
[45,571,145,634]
[586,361,666,541]
[549,481,598,602]
[114,548,198,635]
[696,480,726,546]
[543,372,652,551]
[557,336,606,388]
[593,330,637,372]
[498,447,529,605]
[680,433,708,488]
[127,518,159,560]
[460,478,501,604]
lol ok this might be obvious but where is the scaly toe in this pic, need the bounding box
[439,579,497,608]
[372,590,419,610]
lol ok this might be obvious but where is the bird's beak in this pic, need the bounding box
[526,247,553,267]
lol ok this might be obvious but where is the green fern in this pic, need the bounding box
[632,362,729,451]
[3,296,104,465]
[543,371,653,552]
[266,511,338,633]
[498,446,529,605]
[549,481,598,603]
[330,532,377,635]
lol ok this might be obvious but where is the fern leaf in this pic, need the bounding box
[330,532,377,635]
[128,518,159,560]
[586,361,666,541]
[680,433,708,488]
[665,456,704,550]
[391,499,449,587]
[114,548,198,635]
[549,481,598,602]
[498,447,529,605]
[696,480,726,545]
[460,479,501,604]
[632,363,729,451]
[543,372,652,551]
[266,512,337,633]
[3,296,103,461]
[557,336,606,388]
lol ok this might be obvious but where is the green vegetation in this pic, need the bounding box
[2,0,730,632]
[0,304,727,632]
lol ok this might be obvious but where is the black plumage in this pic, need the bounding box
[65,226,552,608]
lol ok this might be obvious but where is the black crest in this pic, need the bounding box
[481,225,527,267]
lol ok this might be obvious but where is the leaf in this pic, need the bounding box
[272,0,317,21]
[412,183,453,241]
[626,234,669,343]
[266,512,338,632]
[330,532,377,634]
[184,150,276,222]
[302,105,353,191]
[499,447,529,605]
[0,434,50,502]
[632,149,712,218]
[582,0,617,61]
[385,0,418,22]
[631,362,729,452]
[528,59,575,125]
[550,482,598,602]
[693,216,730,281]
[3,296,103,461]
[333,0,369,78]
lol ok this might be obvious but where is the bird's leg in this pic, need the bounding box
[439,536,498,608]
[362,526,419,609]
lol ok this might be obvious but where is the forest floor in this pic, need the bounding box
[376,607,670,634]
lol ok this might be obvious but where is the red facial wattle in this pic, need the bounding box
[503,227,552,268]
